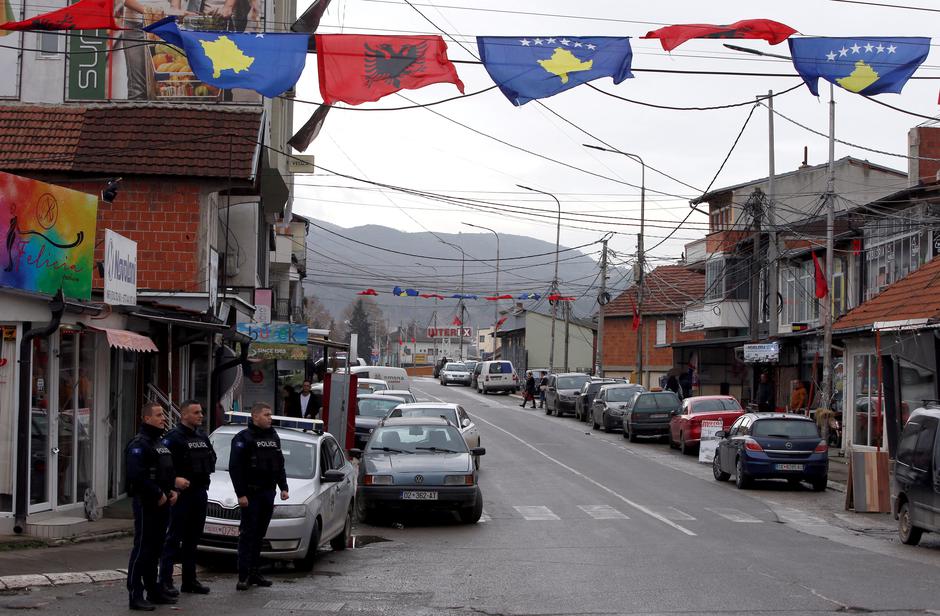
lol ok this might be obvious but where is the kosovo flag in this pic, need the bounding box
[145,19,309,97]
[788,37,929,96]
[477,36,633,105]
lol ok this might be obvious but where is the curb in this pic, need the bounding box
[0,569,125,591]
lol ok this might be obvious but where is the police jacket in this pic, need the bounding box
[126,423,175,506]
[162,423,217,490]
[228,422,289,497]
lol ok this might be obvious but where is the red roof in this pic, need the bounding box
[835,256,940,331]
[0,104,261,179]
[607,265,706,316]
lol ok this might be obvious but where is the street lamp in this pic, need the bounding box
[583,145,646,386]
[517,185,561,373]
[463,222,500,361]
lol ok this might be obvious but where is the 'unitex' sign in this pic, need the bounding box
[427,327,472,338]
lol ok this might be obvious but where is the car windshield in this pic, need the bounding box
[557,375,591,390]
[691,399,743,413]
[387,407,459,425]
[357,397,403,417]
[367,425,468,454]
[489,362,513,374]
[752,419,820,438]
[212,432,317,479]
[606,388,639,402]
[444,363,466,371]
[634,392,680,412]
[358,381,388,393]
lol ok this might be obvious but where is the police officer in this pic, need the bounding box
[229,402,289,590]
[158,399,216,596]
[126,402,178,611]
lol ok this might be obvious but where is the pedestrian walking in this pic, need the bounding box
[538,373,549,409]
[158,400,216,596]
[229,403,290,591]
[520,371,537,408]
[126,402,178,611]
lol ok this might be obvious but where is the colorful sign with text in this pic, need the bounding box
[427,327,473,338]
[237,322,308,345]
[0,171,97,299]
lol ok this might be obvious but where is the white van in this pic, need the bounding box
[477,360,518,395]
[350,366,411,390]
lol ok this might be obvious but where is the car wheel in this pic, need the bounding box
[679,434,692,456]
[459,488,484,524]
[628,426,639,443]
[713,454,730,481]
[294,519,321,572]
[545,404,552,416]
[668,432,678,449]
[355,494,373,525]
[602,413,611,432]
[898,501,923,546]
[592,415,599,430]
[735,457,751,489]
[330,506,353,551]
[441,381,447,386]
[811,476,828,492]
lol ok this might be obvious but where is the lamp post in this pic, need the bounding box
[582,145,646,385]
[517,185,561,373]
[463,222,500,360]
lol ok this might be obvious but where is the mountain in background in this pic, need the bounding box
[302,219,627,333]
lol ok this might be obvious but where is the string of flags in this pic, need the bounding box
[382,287,552,301]
[1,5,934,149]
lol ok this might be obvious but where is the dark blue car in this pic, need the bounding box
[712,413,828,491]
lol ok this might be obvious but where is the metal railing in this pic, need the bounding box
[146,383,181,430]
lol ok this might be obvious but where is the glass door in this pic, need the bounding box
[109,349,138,500]
[55,330,96,508]
[28,336,52,513]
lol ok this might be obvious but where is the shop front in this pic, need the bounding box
[237,322,309,416]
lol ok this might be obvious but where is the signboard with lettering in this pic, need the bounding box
[698,420,724,464]
[253,288,272,324]
[427,327,473,338]
[238,322,308,345]
[103,230,137,306]
[0,171,97,299]
[743,342,779,363]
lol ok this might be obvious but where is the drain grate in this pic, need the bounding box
[263,600,345,611]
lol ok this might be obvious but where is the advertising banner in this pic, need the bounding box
[427,327,472,338]
[743,342,779,363]
[103,229,137,306]
[0,0,21,99]
[67,0,264,103]
[237,321,308,360]
[0,171,98,299]
[698,420,724,464]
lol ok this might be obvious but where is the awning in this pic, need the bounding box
[90,327,158,353]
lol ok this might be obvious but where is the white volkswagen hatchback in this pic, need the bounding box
[198,417,356,570]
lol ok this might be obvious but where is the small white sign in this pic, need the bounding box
[743,342,779,363]
[288,155,316,174]
[103,229,137,306]
[698,420,724,464]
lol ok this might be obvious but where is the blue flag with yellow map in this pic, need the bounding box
[144,19,309,97]
[788,37,929,97]
[477,36,633,106]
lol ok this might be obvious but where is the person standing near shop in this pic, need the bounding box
[229,403,289,590]
[126,402,178,611]
[757,372,776,413]
[298,380,316,418]
[158,400,216,596]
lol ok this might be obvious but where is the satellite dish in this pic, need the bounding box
[597,291,611,306]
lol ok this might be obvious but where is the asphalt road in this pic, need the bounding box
[8,377,940,616]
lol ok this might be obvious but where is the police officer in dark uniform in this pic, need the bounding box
[126,402,178,611]
[158,399,216,596]
[229,402,289,590]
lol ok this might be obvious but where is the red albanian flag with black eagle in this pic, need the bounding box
[316,34,464,105]
[0,0,119,31]
[643,19,796,52]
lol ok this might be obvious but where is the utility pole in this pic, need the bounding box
[822,83,836,413]
[748,188,763,343]
[766,90,779,337]
[563,301,570,372]
[596,238,609,377]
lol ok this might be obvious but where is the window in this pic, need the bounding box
[897,422,920,467]
[479,335,485,344]
[864,205,928,300]
[852,354,884,448]
[38,32,59,57]
[324,437,346,470]
[912,417,937,471]
[780,259,821,326]
[705,257,749,301]
[656,320,666,346]
[709,205,733,232]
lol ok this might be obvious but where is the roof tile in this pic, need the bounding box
[835,256,940,331]
[607,265,705,316]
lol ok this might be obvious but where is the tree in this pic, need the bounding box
[304,295,333,330]
[346,299,374,360]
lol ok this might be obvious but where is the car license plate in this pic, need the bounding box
[649,413,668,419]
[401,490,438,501]
[203,522,239,537]
[776,463,804,471]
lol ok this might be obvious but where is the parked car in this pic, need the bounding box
[623,391,682,442]
[355,394,406,448]
[356,378,390,394]
[350,366,410,390]
[544,373,592,417]
[351,417,485,524]
[375,389,417,404]
[894,406,940,545]
[591,384,646,432]
[575,378,626,422]
[712,413,829,491]
[470,362,484,390]
[669,395,744,455]
[199,423,356,571]
[477,360,517,395]
[463,361,478,382]
[383,403,482,468]
[440,362,472,386]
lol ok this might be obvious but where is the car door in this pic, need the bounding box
[324,436,354,532]
[457,406,480,447]
[720,416,746,472]
[317,440,339,538]
[910,417,938,528]
[671,400,690,442]
[546,375,558,411]
[932,425,940,530]
[592,390,605,425]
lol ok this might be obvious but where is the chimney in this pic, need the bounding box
[908,126,940,187]
[799,146,810,168]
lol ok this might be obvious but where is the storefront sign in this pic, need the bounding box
[237,322,308,345]
[427,327,472,338]
[246,342,308,360]
[0,172,98,299]
[698,420,724,464]
[415,353,428,364]
[743,342,779,363]
[253,288,272,324]
[103,229,137,306]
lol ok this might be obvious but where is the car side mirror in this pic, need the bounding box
[348,448,362,459]
[322,469,345,483]
[715,431,726,439]
[471,447,486,456]
[461,418,471,428]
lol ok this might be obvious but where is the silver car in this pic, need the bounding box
[440,362,472,386]
[383,403,482,468]
[198,424,356,571]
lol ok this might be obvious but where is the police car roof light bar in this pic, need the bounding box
[225,411,324,435]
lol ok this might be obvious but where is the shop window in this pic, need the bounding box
[0,329,17,512]
[852,354,884,448]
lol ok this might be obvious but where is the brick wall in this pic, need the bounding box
[909,126,940,186]
[603,314,704,370]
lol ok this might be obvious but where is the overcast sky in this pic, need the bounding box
[291,0,937,269]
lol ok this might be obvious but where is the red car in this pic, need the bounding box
[669,395,744,455]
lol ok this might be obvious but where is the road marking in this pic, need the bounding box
[264,600,345,611]
[763,502,827,526]
[471,414,696,536]
[578,505,629,520]
[706,507,763,523]
[662,506,696,521]
[514,505,560,521]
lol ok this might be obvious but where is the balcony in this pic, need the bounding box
[682,300,749,331]
[270,233,293,267]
